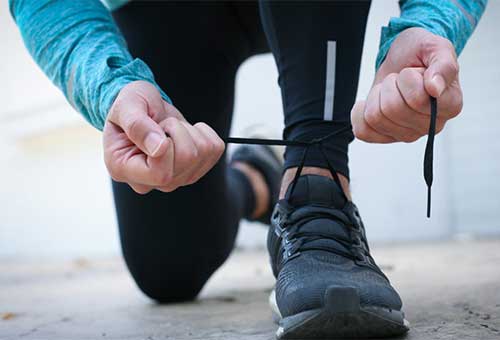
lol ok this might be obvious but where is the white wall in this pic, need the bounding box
[1,1,499,258]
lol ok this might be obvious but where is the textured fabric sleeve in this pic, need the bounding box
[376,0,488,70]
[9,0,171,130]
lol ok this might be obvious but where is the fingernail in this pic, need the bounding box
[144,132,164,156]
[432,74,446,96]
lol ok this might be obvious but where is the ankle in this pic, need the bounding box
[232,162,270,219]
[280,167,351,200]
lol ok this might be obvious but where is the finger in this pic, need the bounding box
[149,138,178,192]
[381,73,431,135]
[398,67,462,120]
[186,122,226,184]
[351,100,396,143]
[364,84,421,143]
[129,183,153,195]
[146,132,176,188]
[175,121,209,185]
[421,38,459,97]
[434,80,463,119]
[108,98,168,158]
[116,150,171,187]
[161,117,198,178]
[103,120,168,186]
[194,122,225,162]
[163,101,187,122]
[103,120,130,176]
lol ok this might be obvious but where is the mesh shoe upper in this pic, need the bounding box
[267,175,403,317]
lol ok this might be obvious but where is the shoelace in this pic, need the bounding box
[274,202,388,278]
[225,96,438,217]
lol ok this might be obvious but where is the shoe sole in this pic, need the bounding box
[269,286,410,339]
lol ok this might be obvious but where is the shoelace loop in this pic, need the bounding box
[227,124,352,201]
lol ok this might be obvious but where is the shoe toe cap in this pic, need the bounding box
[275,255,402,317]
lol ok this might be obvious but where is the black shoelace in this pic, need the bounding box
[273,201,388,278]
[225,96,438,218]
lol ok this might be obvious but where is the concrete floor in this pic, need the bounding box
[1,240,499,340]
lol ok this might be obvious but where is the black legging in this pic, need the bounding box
[112,1,370,302]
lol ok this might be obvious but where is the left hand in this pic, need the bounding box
[351,27,463,143]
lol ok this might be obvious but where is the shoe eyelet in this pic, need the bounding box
[284,250,300,262]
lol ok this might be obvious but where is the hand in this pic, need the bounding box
[351,27,463,143]
[103,81,225,194]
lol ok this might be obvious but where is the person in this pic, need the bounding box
[9,0,486,338]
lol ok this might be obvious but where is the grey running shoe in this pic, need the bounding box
[268,174,409,339]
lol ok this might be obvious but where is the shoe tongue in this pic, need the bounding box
[285,175,347,208]
[285,175,352,256]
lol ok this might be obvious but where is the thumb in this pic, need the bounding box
[423,40,459,98]
[108,93,169,158]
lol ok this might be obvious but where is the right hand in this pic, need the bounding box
[351,28,462,144]
[103,81,225,194]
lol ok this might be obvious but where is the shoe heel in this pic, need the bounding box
[324,286,360,313]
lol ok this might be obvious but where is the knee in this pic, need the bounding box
[132,269,208,303]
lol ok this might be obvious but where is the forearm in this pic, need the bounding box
[9,0,170,130]
[376,0,488,69]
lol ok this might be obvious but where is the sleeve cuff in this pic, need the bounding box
[375,18,449,70]
[95,57,172,130]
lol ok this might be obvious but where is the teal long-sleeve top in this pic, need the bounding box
[9,0,487,131]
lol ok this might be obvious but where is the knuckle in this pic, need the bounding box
[399,70,423,95]
[449,107,461,119]
[352,125,361,139]
[353,125,369,142]
[385,72,399,84]
[401,133,420,143]
[399,67,416,79]
[214,138,225,155]
[133,187,150,195]
[450,97,463,118]
[436,122,446,134]
[161,184,178,193]
[158,186,173,193]
[380,95,399,116]
[406,92,427,111]
[440,58,459,78]
[153,170,173,187]
[166,116,179,124]
[178,147,198,164]
[164,117,178,128]
[364,108,381,128]
[123,116,141,135]
[197,140,211,155]
[186,176,200,186]
[194,122,209,129]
